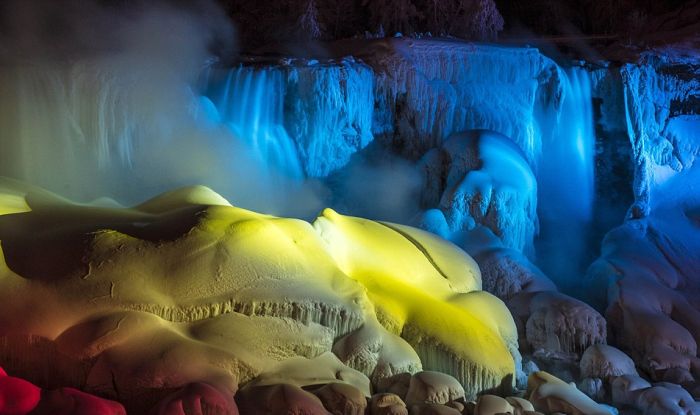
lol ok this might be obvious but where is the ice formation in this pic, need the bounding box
[584,56,700,387]
[200,66,304,178]
[580,345,638,381]
[526,371,610,415]
[447,226,556,301]
[0,180,518,412]
[351,38,563,164]
[202,60,374,178]
[314,210,518,398]
[418,130,537,254]
[509,291,607,356]
[612,374,700,415]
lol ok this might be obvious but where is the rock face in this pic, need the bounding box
[0,180,519,412]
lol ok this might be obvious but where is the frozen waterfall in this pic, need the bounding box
[202,66,304,179]
[536,66,596,289]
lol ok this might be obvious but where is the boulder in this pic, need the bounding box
[526,371,609,415]
[580,345,637,381]
[314,382,367,415]
[370,393,408,415]
[236,383,329,415]
[404,371,465,406]
[474,394,513,414]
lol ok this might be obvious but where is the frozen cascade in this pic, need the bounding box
[0,64,140,199]
[366,40,564,165]
[539,67,595,222]
[203,66,304,179]
[536,66,596,288]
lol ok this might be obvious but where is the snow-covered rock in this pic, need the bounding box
[371,393,408,415]
[585,58,700,383]
[576,377,605,401]
[580,345,638,381]
[526,371,610,415]
[236,383,328,415]
[0,180,520,410]
[313,382,367,415]
[473,394,514,415]
[152,383,238,415]
[243,352,371,397]
[446,226,556,301]
[408,402,461,415]
[509,291,606,356]
[404,371,465,406]
[612,375,700,415]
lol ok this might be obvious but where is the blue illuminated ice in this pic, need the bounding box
[419,130,537,255]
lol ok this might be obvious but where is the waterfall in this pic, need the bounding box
[536,66,596,289]
[563,67,596,221]
[202,66,304,180]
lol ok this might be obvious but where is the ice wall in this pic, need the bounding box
[585,55,700,384]
[620,56,700,216]
[284,60,375,178]
[202,60,375,179]
[358,39,564,165]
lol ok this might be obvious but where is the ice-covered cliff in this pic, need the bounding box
[204,40,598,259]
[586,55,700,386]
[203,59,375,178]
[358,39,563,165]
[620,56,700,216]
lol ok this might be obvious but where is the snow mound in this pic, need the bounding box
[0,180,519,410]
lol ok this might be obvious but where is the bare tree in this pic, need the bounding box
[295,0,323,39]
[362,0,420,35]
[320,0,362,39]
[446,0,504,40]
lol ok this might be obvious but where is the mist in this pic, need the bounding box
[0,0,316,217]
